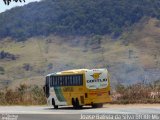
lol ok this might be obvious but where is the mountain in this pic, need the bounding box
[0,18,160,88]
[0,0,160,88]
[0,0,160,40]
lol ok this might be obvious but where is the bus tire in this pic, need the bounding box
[75,98,80,109]
[52,99,58,109]
[72,98,76,108]
[92,103,103,108]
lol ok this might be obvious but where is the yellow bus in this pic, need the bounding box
[43,68,111,109]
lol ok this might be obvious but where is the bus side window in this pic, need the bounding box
[51,76,55,86]
[64,76,67,86]
[57,76,60,86]
[75,75,78,86]
[51,76,54,86]
[66,76,69,86]
[67,76,69,86]
[68,76,71,86]
[62,76,64,86]
[60,76,63,86]
[60,76,62,86]
[73,75,77,85]
[79,75,82,85]
[45,76,50,98]
[55,76,57,86]
[57,76,61,86]
[70,76,72,86]
[61,76,66,86]
[50,76,52,86]
[69,75,74,86]
[68,76,70,86]
[80,75,83,85]
[62,76,65,86]
[77,75,80,86]
[77,75,79,86]
[54,76,58,86]
[72,75,75,85]
[46,76,49,86]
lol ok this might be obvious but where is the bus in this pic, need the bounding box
[43,68,112,109]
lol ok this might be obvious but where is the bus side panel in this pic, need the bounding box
[61,86,85,106]
[49,87,67,106]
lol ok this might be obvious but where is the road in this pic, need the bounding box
[0,104,160,120]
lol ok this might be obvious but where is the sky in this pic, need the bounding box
[0,0,41,13]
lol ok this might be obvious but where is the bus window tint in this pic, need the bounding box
[59,77,61,86]
[52,76,54,86]
[61,76,67,86]
[55,76,57,86]
[80,75,83,85]
[70,76,72,85]
[50,76,52,86]
[60,77,63,86]
[46,76,49,86]
[71,76,74,85]
[67,76,70,86]
[76,75,79,85]
[50,74,83,87]
[59,76,64,86]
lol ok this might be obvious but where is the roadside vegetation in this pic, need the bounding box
[112,80,160,104]
[0,84,46,105]
[0,80,160,105]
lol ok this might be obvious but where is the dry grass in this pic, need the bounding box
[0,84,46,105]
[112,82,160,104]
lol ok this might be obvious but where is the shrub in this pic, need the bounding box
[0,84,46,105]
[113,82,160,104]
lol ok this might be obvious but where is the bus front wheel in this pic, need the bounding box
[52,99,58,109]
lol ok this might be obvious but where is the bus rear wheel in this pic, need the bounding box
[92,103,103,108]
[72,98,81,109]
[52,99,58,109]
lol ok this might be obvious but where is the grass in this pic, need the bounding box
[0,84,46,105]
[112,82,160,104]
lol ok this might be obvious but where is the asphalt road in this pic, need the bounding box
[0,104,160,120]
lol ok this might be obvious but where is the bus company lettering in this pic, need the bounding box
[87,79,107,83]
[63,87,73,92]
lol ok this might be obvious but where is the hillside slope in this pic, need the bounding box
[0,0,160,88]
[0,18,160,88]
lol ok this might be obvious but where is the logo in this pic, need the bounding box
[90,73,101,79]
[87,72,107,83]
[3,0,25,5]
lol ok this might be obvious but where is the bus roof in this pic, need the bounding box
[46,68,108,76]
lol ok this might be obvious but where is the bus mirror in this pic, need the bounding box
[43,85,46,93]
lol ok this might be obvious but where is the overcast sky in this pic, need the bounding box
[0,0,41,13]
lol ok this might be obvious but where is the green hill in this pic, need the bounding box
[1,0,160,40]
